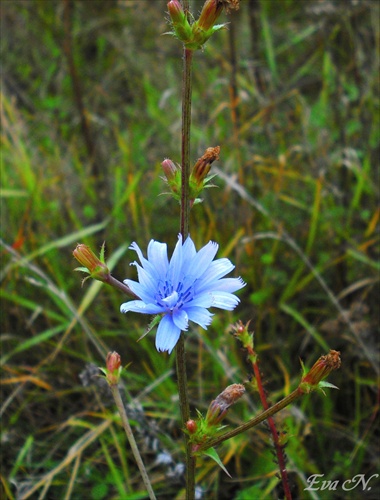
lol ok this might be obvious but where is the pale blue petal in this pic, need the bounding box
[130,241,161,281]
[167,235,183,287]
[155,314,181,353]
[195,259,235,293]
[201,277,246,294]
[129,242,147,266]
[147,240,168,280]
[189,241,219,278]
[120,300,164,314]
[181,236,197,261]
[185,306,213,329]
[134,265,159,294]
[187,292,214,308]
[123,279,155,303]
[172,309,189,330]
[209,291,241,310]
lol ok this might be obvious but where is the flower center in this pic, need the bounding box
[156,278,194,312]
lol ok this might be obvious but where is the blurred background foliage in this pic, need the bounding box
[1,0,379,499]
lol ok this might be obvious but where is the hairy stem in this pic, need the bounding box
[180,48,193,239]
[110,384,156,500]
[176,19,196,498]
[251,357,292,500]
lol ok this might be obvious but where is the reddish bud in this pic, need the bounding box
[162,158,179,182]
[73,243,110,283]
[167,0,192,43]
[105,351,122,386]
[190,146,220,187]
[198,0,239,31]
[197,0,224,31]
[230,320,255,357]
[167,0,185,21]
[186,419,198,434]
[106,351,121,372]
[300,350,341,393]
[161,158,182,200]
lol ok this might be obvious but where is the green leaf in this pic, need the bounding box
[137,314,161,342]
[319,381,339,390]
[202,447,231,477]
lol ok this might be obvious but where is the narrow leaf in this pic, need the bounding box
[202,447,231,477]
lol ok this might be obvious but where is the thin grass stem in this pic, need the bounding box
[109,384,157,500]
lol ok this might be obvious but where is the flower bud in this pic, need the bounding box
[161,158,182,201]
[186,419,198,434]
[107,351,121,372]
[300,350,341,394]
[167,0,193,43]
[188,146,219,204]
[73,243,110,283]
[197,0,224,31]
[104,351,122,386]
[161,158,178,181]
[190,146,220,187]
[206,383,245,426]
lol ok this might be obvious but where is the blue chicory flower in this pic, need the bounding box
[120,235,245,354]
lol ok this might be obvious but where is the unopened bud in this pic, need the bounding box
[162,158,179,182]
[186,419,198,434]
[104,351,122,386]
[190,146,220,187]
[300,350,341,394]
[189,146,219,204]
[161,158,182,200]
[73,243,110,283]
[107,351,121,372]
[167,0,192,43]
[230,320,255,357]
[197,0,224,31]
[206,383,245,426]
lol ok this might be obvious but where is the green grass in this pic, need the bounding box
[1,1,379,499]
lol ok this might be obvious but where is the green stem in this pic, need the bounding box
[180,48,193,239]
[197,387,304,452]
[106,274,139,299]
[177,37,195,499]
[110,384,157,500]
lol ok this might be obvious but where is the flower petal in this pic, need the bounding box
[194,258,235,293]
[130,241,162,282]
[167,235,184,287]
[155,314,181,353]
[120,300,164,314]
[172,308,189,330]
[182,236,197,261]
[209,291,241,310]
[205,277,246,293]
[189,241,219,278]
[185,306,213,329]
[134,265,159,296]
[123,279,155,303]
[147,240,169,280]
